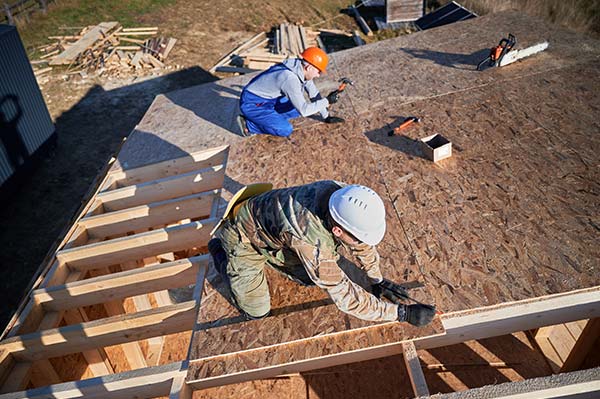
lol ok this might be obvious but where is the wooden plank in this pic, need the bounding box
[0,362,30,393]
[245,54,287,63]
[122,27,159,32]
[50,22,119,65]
[116,31,157,36]
[402,341,429,397]
[56,219,216,271]
[0,301,196,362]
[79,191,218,240]
[143,53,165,68]
[96,165,224,212]
[561,318,600,372]
[0,351,14,390]
[29,360,61,388]
[169,372,192,399]
[131,51,143,69]
[215,66,260,74]
[34,256,206,311]
[187,286,599,389]
[415,286,600,350]
[62,309,115,376]
[0,362,185,399]
[105,146,228,188]
[161,38,177,59]
[101,301,148,370]
[209,32,266,72]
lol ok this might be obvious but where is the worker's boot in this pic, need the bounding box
[208,238,229,279]
[236,115,252,137]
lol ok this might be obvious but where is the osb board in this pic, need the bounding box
[189,53,597,384]
[192,332,550,398]
[189,317,442,380]
[354,60,600,312]
[188,120,442,361]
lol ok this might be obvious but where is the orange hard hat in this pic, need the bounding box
[301,47,328,73]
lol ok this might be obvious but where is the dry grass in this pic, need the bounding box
[435,0,600,37]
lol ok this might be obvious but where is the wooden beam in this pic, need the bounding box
[0,301,196,362]
[401,341,429,397]
[415,286,600,350]
[187,286,600,389]
[0,362,185,399]
[97,165,225,212]
[105,146,228,188]
[561,318,600,372]
[169,372,192,399]
[0,351,15,390]
[56,219,217,271]
[34,256,207,311]
[62,309,115,376]
[79,191,218,240]
[29,360,61,388]
[0,362,30,393]
[101,301,148,370]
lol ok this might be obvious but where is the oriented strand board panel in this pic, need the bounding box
[387,0,423,23]
[109,10,600,388]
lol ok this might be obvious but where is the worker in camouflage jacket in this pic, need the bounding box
[208,180,436,326]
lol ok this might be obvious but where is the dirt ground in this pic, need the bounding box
[0,1,359,329]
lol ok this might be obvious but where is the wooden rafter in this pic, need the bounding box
[0,301,197,362]
[55,219,217,271]
[33,256,207,311]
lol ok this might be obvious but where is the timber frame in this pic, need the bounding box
[0,144,598,398]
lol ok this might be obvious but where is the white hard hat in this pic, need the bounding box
[328,184,386,246]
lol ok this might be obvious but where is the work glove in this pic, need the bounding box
[324,115,345,124]
[398,303,436,327]
[371,279,410,304]
[326,90,340,104]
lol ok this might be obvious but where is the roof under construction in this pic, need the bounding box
[0,10,598,399]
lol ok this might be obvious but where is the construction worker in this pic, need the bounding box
[208,180,436,326]
[237,47,344,137]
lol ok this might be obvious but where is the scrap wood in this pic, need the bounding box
[34,67,52,76]
[49,21,120,65]
[123,26,158,32]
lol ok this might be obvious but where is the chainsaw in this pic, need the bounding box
[477,33,516,70]
[477,33,549,71]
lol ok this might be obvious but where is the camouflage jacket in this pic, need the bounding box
[235,180,399,322]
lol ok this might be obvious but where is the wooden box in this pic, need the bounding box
[420,134,452,162]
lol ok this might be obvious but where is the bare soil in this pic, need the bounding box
[0,0,358,329]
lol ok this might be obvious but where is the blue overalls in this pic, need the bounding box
[240,64,302,137]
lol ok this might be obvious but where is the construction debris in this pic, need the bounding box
[211,23,357,75]
[31,22,177,79]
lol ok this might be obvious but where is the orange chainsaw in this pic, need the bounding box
[477,33,516,71]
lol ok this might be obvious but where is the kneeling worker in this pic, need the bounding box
[238,47,344,137]
[209,180,436,326]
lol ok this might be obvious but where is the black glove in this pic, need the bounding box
[398,303,436,327]
[324,115,345,124]
[371,279,410,304]
[326,90,340,104]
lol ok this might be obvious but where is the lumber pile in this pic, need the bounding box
[31,22,177,79]
[211,23,327,75]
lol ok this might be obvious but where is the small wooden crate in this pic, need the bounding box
[420,134,452,162]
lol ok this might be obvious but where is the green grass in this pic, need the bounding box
[16,0,175,51]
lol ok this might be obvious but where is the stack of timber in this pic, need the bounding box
[32,22,177,78]
[0,146,229,394]
[211,23,322,75]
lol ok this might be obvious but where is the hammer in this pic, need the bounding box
[388,116,421,136]
[337,77,354,93]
